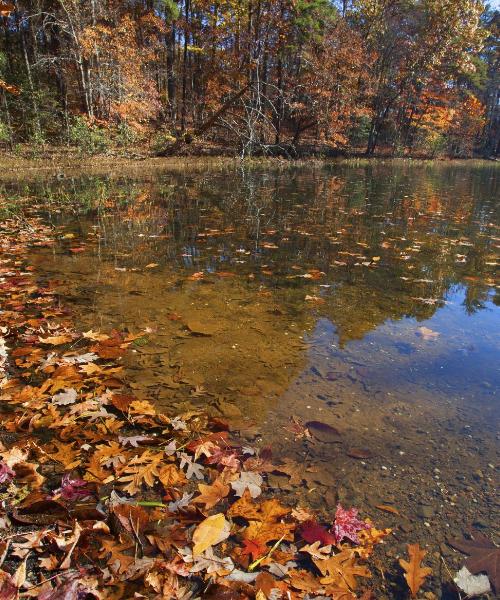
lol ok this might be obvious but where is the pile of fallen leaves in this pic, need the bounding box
[0,215,440,599]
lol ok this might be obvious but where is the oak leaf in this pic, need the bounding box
[118,450,164,494]
[399,543,432,597]
[301,541,333,560]
[313,550,371,590]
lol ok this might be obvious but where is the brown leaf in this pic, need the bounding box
[0,3,15,18]
[347,448,373,460]
[306,420,341,443]
[313,550,371,590]
[399,543,432,597]
[39,335,74,346]
[374,504,400,516]
[193,477,230,510]
[113,504,149,534]
[449,534,500,593]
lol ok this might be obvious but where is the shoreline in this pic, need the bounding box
[0,151,498,183]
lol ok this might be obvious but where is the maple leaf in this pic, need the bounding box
[158,463,186,488]
[241,538,268,561]
[399,544,432,597]
[299,520,336,546]
[192,513,231,556]
[193,477,230,510]
[449,534,499,593]
[54,473,92,501]
[333,505,370,544]
[238,498,294,545]
[313,550,371,590]
[356,526,392,559]
[231,471,263,498]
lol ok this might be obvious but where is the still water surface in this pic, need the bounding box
[13,160,499,572]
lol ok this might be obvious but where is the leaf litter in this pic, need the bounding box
[0,214,470,599]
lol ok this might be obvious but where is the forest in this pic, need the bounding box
[0,0,499,158]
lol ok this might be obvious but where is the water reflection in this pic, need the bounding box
[16,162,497,415]
[11,161,499,569]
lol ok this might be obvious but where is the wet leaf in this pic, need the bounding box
[231,471,263,498]
[449,534,499,593]
[399,543,432,597]
[313,550,371,590]
[333,504,370,544]
[299,520,336,546]
[194,478,230,510]
[306,421,341,443]
[192,513,231,556]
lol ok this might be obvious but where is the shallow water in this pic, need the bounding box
[7,161,499,585]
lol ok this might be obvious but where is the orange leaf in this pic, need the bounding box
[399,544,432,598]
[193,477,230,510]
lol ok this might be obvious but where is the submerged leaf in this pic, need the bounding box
[399,543,432,597]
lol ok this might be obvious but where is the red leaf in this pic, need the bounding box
[299,520,336,545]
[241,538,268,561]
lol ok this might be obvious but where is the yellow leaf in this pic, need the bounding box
[39,335,73,345]
[192,513,231,556]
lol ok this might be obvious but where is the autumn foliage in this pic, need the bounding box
[0,0,497,156]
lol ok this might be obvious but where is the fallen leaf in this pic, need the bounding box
[231,471,263,498]
[313,550,371,590]
[299,520,336,546]
[192,513,231,556]
[453,566,491,596]
[374,505,400,516]
[241,539,268,561]
[306,421,341,443]
[416,326,439,340]
[333,505,370,544]
[449,534,499,593]
[194,478,230,510]
[301,541,332,560]
[399,543,432,597]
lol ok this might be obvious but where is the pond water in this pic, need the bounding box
[7,160,499,584]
